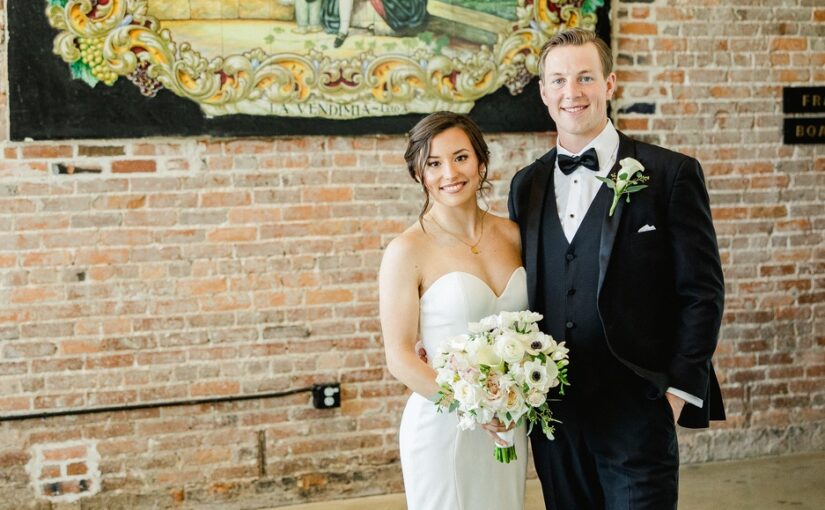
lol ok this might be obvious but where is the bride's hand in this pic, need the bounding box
[415,341,428,364]
[481,418,513,446]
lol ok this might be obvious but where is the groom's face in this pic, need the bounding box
[539,42,616,152]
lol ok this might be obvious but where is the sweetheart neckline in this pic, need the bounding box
[420,267,525,301]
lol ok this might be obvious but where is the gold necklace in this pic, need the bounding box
[428,209,486,255]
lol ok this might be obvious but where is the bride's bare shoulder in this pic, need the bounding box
[381,222,429,269]
[487,211,520,236]
[486,212,522,251]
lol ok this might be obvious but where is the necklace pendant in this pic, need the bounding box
[471,246,480,254]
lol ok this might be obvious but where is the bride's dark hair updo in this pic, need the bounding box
[404,112,492,228]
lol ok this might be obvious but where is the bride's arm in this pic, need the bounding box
[378,236,440,399]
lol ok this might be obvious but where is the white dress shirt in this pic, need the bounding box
[554,120,703,410]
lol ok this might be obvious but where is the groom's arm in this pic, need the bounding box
[665,156,725,402]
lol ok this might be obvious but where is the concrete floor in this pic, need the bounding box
[279,452,825,509]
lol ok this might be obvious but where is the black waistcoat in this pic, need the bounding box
[537,181,619,398]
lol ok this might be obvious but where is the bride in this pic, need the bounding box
[379,112,528,509]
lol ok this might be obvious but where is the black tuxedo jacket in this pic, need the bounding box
[508,132,725,428]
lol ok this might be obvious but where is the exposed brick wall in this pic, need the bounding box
[0,0,823,508]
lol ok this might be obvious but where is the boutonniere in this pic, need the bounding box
[596,157,650,216]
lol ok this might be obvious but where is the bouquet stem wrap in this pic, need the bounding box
[494,429,517,463]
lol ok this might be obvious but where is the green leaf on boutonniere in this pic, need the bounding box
[624,184,649,193]
[602,158,650,216]
[595,176,615,189]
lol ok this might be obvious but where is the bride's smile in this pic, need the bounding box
[423,126,484,207]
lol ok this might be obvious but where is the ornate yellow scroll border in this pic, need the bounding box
[47,0,599,119]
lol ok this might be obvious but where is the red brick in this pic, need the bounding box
[39,464,62,479]
[774,69,810,82]
[0,397,30,412]
[770,38,807,51]
[66,462,88,476]
[112,160,157,173]
[620,22,657,35]
[307,289,353,305]
[43,445,87,462]
[78,145,125,157]
[85,354,135,370]
[15,216,70,231]
[616,70,649,83]
[201,191,251,207]
[655,70,685,83]
[10,287,61,304]
[749,205,787,218]
[177,278,227,296]
[302,187,354,202]
[759,264,795,276]
[191,380,240,397]
[20,145,73,159]
[617,118,649,131]
[228,207,281,224]
[206,227,257,242]
[631,6,650,18]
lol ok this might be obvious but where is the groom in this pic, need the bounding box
[508,29,725,509]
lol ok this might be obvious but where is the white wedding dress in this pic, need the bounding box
[399,267,528,510]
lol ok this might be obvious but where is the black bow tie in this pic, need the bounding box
[557,148,599,175]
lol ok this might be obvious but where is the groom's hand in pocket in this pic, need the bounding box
[665,392,685,422]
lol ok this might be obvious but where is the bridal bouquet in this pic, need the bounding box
[433,311,570,463]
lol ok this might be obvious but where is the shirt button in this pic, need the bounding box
[567,288,576,296]
[565,321,575,329]
[574,180,578,184]
[566,253,575,261]
[569,213,575,218]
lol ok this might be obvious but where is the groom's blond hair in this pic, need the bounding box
[538,28,613,79]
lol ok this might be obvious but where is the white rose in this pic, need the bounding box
[465,335,486,357]
[524,359,549,391]
[454,380,480,409]
[475,344,503,367]
[526,389,547,408]
[504,387,527,422]
[494,333,525,364]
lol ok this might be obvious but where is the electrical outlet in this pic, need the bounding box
[312,383,340,409]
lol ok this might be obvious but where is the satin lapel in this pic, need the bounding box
[597,133,636,295]
[525,150,555,308]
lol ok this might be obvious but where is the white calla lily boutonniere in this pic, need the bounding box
[596,157,650,216]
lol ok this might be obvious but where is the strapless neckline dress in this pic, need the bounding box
[399,267,528,510]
